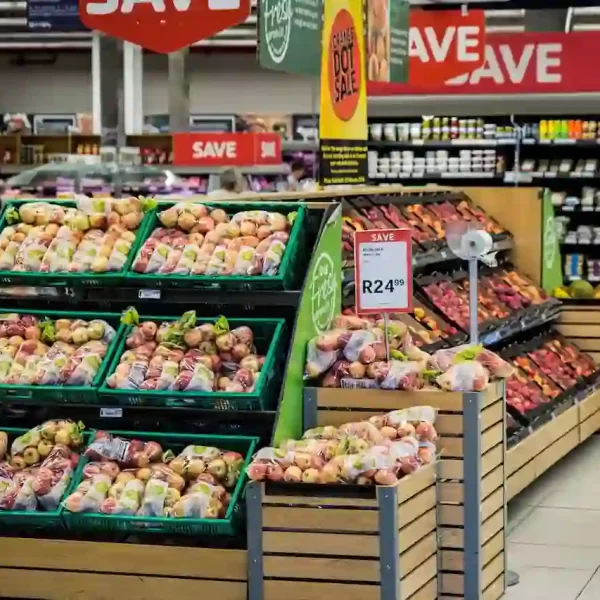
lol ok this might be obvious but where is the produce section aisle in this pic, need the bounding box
[506,434,600,599]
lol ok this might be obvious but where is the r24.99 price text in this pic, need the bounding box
[362,278,405,293]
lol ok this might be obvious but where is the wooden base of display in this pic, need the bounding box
[507,390,600,500]
[247,464,437,600]
[304,382,507,600]
[558,306,600,364]
[0,537,247,600]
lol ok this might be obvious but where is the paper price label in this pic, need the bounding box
[354,229,412,314]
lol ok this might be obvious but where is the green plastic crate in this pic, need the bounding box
[0,309,125,404]
[126,201,306,291]
[62,430,258,536]
[0,199,153,286]
[98,315,286,410]
[0,427,91,530]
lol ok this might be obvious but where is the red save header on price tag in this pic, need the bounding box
[354,229,412,314]
[172,133,282,167]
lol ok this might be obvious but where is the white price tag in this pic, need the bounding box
[138,289,161,300]
[100,408,123,418]
[354,229,412,314]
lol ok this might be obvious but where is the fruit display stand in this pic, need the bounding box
[0,198,341,599]
[246,463,437,600]
[302,382,506,600]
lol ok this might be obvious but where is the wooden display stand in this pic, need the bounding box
[246,464,437,600]
[0,537,247,600]
[558,305,600,365]
[303,381,507,600]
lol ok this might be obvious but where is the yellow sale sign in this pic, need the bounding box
[319,0,368,141]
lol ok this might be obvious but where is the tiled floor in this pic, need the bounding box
[506,435,600,599]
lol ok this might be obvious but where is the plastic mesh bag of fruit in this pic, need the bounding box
[379,360,424,391]
[12,473,37,511]
[304,337,339,379]
[32,446,74,510]
[437,361,489,392]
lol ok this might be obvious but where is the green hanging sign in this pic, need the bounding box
[273,204,342,445]
[541,188,563,292]
[258,0,323,77]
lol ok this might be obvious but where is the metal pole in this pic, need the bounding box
[468,258,479,345]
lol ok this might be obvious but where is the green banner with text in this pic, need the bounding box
[258,0,323,76]
[273,204,342,445]
[541,189,563,292]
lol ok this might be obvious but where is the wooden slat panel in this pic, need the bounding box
[399,486,436,527]
[506,404,579,475]
[264,580,380,600]
[399,509,437,551]
[580,389,600,421]
[482,510,504,544]
[581,409,600,442]
[483,574,506,600]
[481,401,504,430]
[557,324,600,337]
[0,538,246,580]
[587,351,600,363]
[402,555,438,600]
[566,338,600,351]
[482,422,504,454]
[263,531,379,557]
[440,530,504,571]
[406,577,437,600]
[439,459,463,480]
[438,436,463,458]
[482,488,505,523]
[535,428,579,479]
[317,410,465,432]
[438,481,463,503]
[483,552,504,589]
[559,310,600,323]
[397,463,436,505]
[263,555,380,582]
[0,569,246,600]
[440,572,462,595]
[482,444,504,477]
[400,532,437,576]
[507,460,536,502]
[263,494,377,508]
[482,382,505,408]
[262,506,378,532]
[482,465,504,499]
[315,387,465,411]
[437,503,463,526]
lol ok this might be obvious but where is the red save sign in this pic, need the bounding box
[79,0,250,54]
[354,228,413,315]
[173,133,282,167]
[409,9,486,86]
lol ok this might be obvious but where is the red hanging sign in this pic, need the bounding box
[369,32,600,96]
[172,132,282,167]
[79,0,250,54]
[408,9,486,86]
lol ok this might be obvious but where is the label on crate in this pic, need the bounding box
[100,407,123,418]
[354,228,412,314]
[341,377,380,389]
[138,289,161,300]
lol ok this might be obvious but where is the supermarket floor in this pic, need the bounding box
[506,434,600,599]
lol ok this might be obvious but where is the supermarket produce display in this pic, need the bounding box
[0,186,599,600]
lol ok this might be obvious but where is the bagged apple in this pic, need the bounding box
[437,360,489,392]
[84,431,163,469]
[32,445,74,510]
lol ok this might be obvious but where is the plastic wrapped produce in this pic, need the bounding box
[32,445,74,510]
[85,431,163,469]
[379,360,424,391]
[138,476,169,517]
[437,361,489,392]
[233,247,256,275]
[112,478,144,515]
[262,240,285,276]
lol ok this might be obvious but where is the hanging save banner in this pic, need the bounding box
[366,0,410,83]
[258,0,323,76]
[318,0,368,186]
[79,0,250,53]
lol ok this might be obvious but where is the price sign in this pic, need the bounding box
[354,229,412,314]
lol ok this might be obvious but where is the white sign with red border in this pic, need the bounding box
[354,229,413,314]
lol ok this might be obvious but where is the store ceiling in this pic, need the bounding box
[0,4,599,50]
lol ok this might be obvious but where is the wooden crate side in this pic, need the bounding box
[507,460,536,501]
[398,485,437,528]
[581,409,600,442]
[566,338,600,351]
[439,530,504,571]
[264,580,380,600]
[402,555,437,599]
[483,574,506,600]
[399,509,437,551]
[263,531,379,557]
[397,463,437,505]
[263,555,380,582]
[557,324,600,338]
[559,310,600,324]
[400,532,437,575]
[405,577,437,600]
[262,505,378,533]
[0,538,246,581]
[0,568,246,600]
